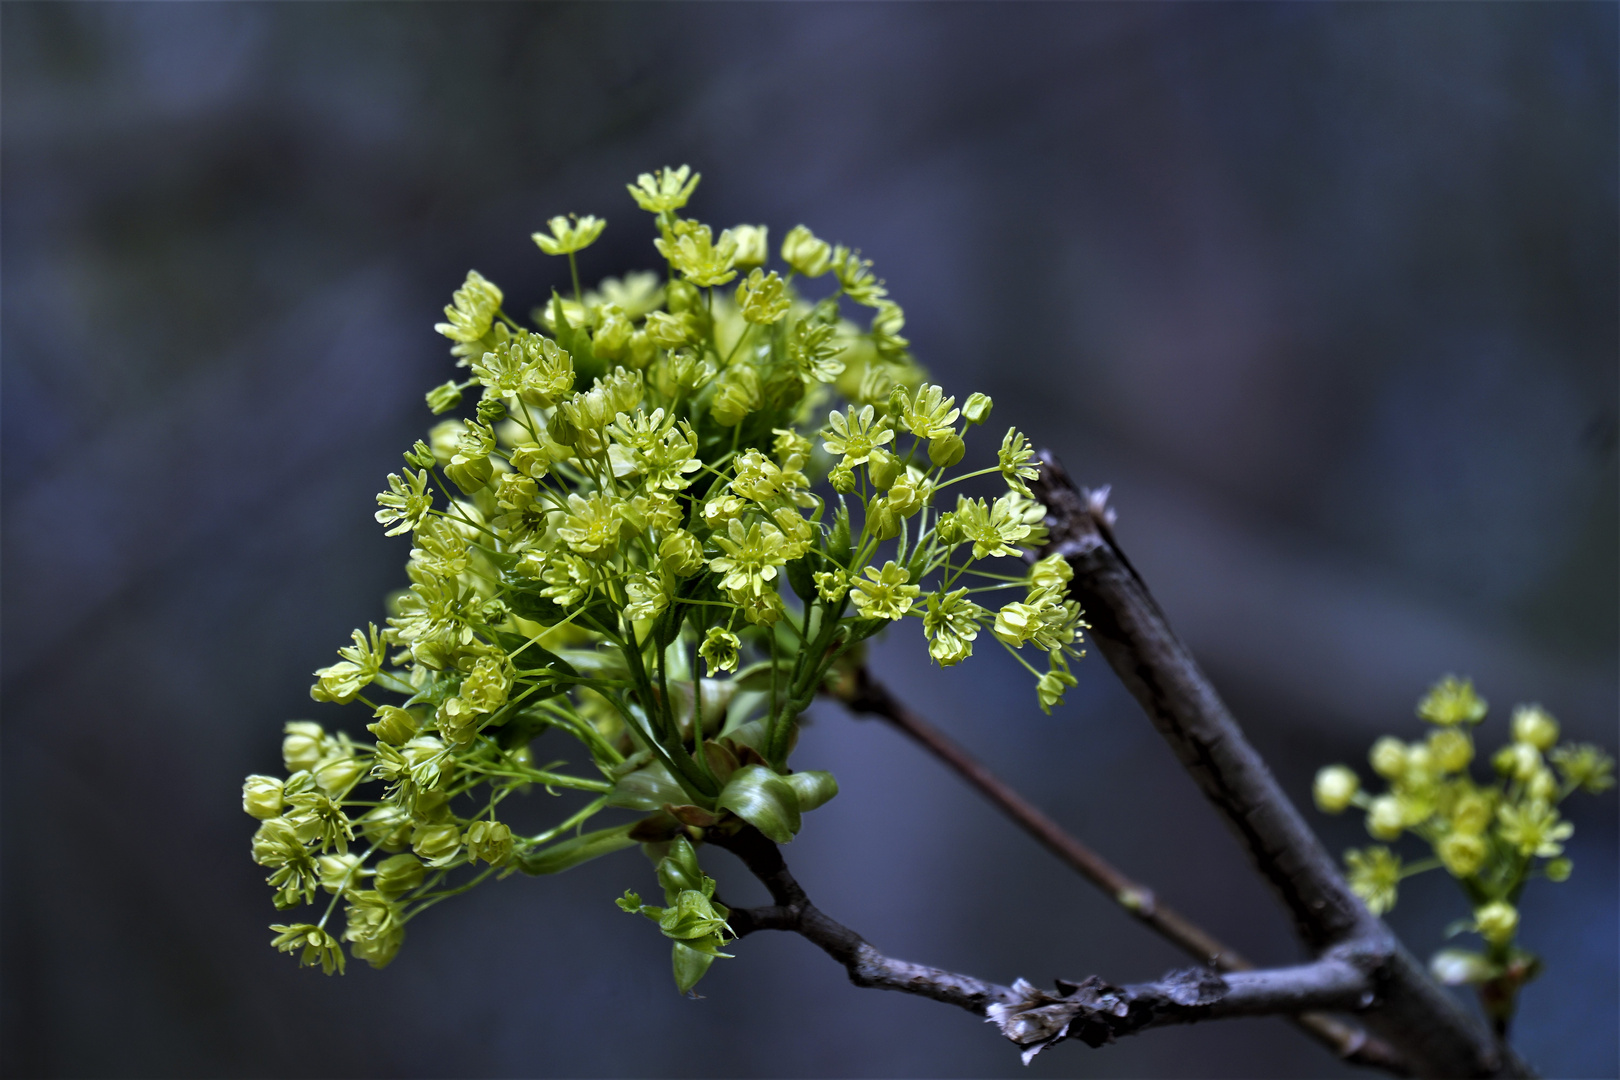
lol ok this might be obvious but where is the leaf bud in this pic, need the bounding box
[1473,900,1519,945]
[426,381,464,415]
[283,721,327,773]
[1369,736,1407,779]
[368,705,418,746]
[373,853,425,896]
[866,447,901,490]
[962,392,993,425]
[928,431,966,468]
[243,775,285,820]
[1366,794,1405,840]
[1545,857,1572,883]
[1438,831,1487,877]
[1312,765,1359,814]
[1511,704,1559,751]
[465,820,514,867]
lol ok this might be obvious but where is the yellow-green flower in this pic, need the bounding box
[270,923,346,975]
[1474,901,1518,946]
[822,404,894,465]
[1312,765,1359,814]
[850,561,919,621]
[655,221,739,287]
[628,165,700,214]
[1417,675,1488,726]
[1549,743,1615,794]
[556,492,625,561]
[923,588,986,668]
[1437,830,1487,878]
[311,625,386,704]
[533,214,606,256]
[736,269,791,324]
[1344,846,1401,915]
[780,224,832,277]
[433,270,503,344]
[1511,705,1560,750]
[700,627,740,676]
[1496,799,1573,858]
[710,519,791,598]
[375,470,433,536]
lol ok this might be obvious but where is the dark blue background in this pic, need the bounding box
[3,4,1615,1076]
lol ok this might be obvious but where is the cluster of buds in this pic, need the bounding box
[244,167,1087,988]
[1313,675,1612,1027]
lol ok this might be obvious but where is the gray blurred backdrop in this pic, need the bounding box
[2,4,1615,1077]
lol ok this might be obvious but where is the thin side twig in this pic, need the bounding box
[1032,451,1529,1078]
[834,666,1409,1075]
[711,825,1387,1063]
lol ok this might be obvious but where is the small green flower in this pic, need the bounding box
[710,365,762,427]
[412,821,462,869]
[375,470,433,536]
[1549,743,1615,794]
[243,775,285,820]
[779,224,832,277]
[729,224,769,267]
[998,428,1040,497]
[344,891,405,970]
[1344,846,1401,915]
[627,165,700,214]
[1365,794,1404,841]
[1437,830,1487,877]
[373,853,425,896]
[922,588,986,668]
[556,492,625,561]
[655,221,739,287]
[830,245,887,306]
[1417,675,1488,726]
[310,625,386,704]
[465,820,514,867]
[700,627,740,676]
[814,568,850,604]
[850,561,919,621]
[270,923,347,976]
[433,270,503,344]
[1511,705,1560,751]
[952,492,1044,559]
[962,392,993,425]
[710,519,790,598]
[896,383,959,440]
[1427,728,1474,773]
[532,214,606,256]
[822,405,894,465]
[787,319,846,384]
[736,268,791,324]
[1496,799,1572,858]
[1035,655,1077,714]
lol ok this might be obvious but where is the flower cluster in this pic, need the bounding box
[245,167,1086,988]
[1313,675,1612,1027]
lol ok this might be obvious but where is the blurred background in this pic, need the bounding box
[3,3,1615,1077]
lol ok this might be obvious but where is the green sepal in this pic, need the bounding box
[517,822,638,875]
[782,770,839,813]
[716,764,801,843]
[672,941,720,994]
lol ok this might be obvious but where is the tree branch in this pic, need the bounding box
[833,666,1409,1075]
[1031,451,1530,1078]
[711,825,1397,1064]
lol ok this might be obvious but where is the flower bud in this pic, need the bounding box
[465,820,514,867]
[426,381,464,415]
[359,804,414,852]
[1427,728,1473,774]
[318,853,364,894]
[780,225,832,277]
[1366,794,1405,840]
[314,755,366,797]
[283,722,326,773]
[927,431,965,468]
[475,393,507,424]
[1526,767,1558,803]
[665,279,701,313]
[1474,901,1519,945]
[729,224,769,268]
[659,530,706,578]
[1493,741,1541,782]
[1369,737,1407,780]
[866,447,901,490]
[829,462,856,494]
[1451,791,1493,833]
[1438,831,1487,877]
[368,706,418,746]
[412,821,462,868]
[1312,766,1360,814]
[374,853,425,896]
[243,775,285,820]
[962,392,993,425]
[1511,704,1559,751]
[1545,858,1572,883]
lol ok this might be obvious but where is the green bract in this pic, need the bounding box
[246,167,1088,988]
